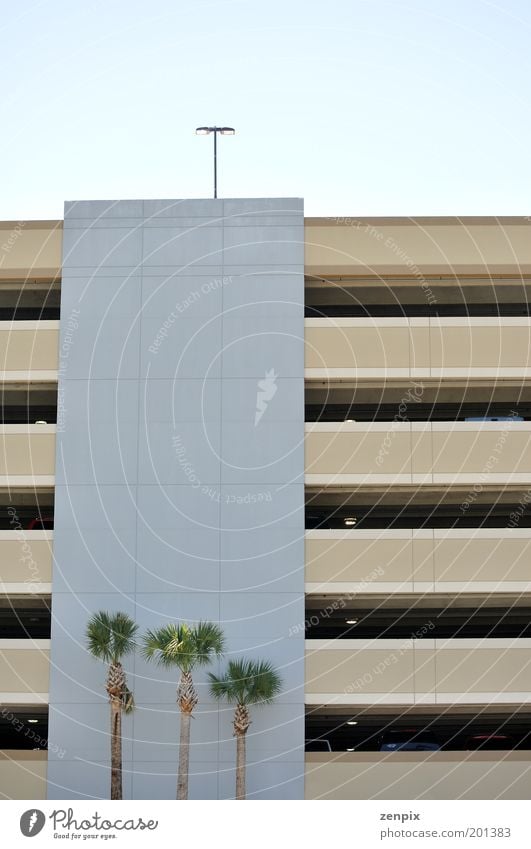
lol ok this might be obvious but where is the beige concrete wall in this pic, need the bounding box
[305,317,531,379]
[0,531,53,587]
[0,321,59,375]
[306,641,415,698]
[0,642,49,696]
[306,529,531,593]
[4,218,528,282]
[306,530,413,590]
[305,422,531,486]
[306,322,413,369]
[431,321,531,370]
[0,426,56,479]
[0,751,47,799]
[0,221,62,281]
[305,752,531,799]
[436,641,531,699]
[304,217,531,276]
[305,639,531,706]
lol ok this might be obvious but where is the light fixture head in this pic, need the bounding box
[347,720,358,726]
[27,719,39,724]
[346,618,358,625]
[220,127,235,135]
[35,420,47,425]
[346,747,355,752]
[344,517,357,526]
[195,127,211,135]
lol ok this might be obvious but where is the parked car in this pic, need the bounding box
[379,729,441,752]
[464,733,515,751]
[306,738,332,752]
[27,516,54,530]
[464,416,524,421]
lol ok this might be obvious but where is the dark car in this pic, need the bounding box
[379,729,441,752]
[465,733,515,751]
[464,416,524,421]
[306,738,332,752]
[27,516,54,530]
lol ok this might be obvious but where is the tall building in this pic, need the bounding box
[1,201,531,799]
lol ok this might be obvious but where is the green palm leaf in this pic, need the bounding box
[142,621,225,672]
[86,611,138,663]
[209,658,282,706]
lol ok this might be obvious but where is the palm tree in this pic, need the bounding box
[209,658,282,800]
[86,611,137,800]
[142,621,225,800]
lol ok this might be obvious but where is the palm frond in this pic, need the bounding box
[86,611,138,663]
[209,658,282,706]
[192,621,225,666]
[208,672,236,702]
[142,624,185,666]
[142,621,223,672]
[110,612,138,659]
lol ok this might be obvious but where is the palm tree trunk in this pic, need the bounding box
[110,698,122,800]
[177,710,191,800]
[235,730,246,800]
[176,670,198,800]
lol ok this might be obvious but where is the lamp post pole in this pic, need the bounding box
[195,126,236,199]
[213,129,218,199]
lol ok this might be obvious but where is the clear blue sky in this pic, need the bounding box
[1,0,530,219]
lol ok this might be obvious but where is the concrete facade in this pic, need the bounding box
[47,198,306,799]
[3,213,531,800]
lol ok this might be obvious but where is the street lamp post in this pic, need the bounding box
[195,126,235,198]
